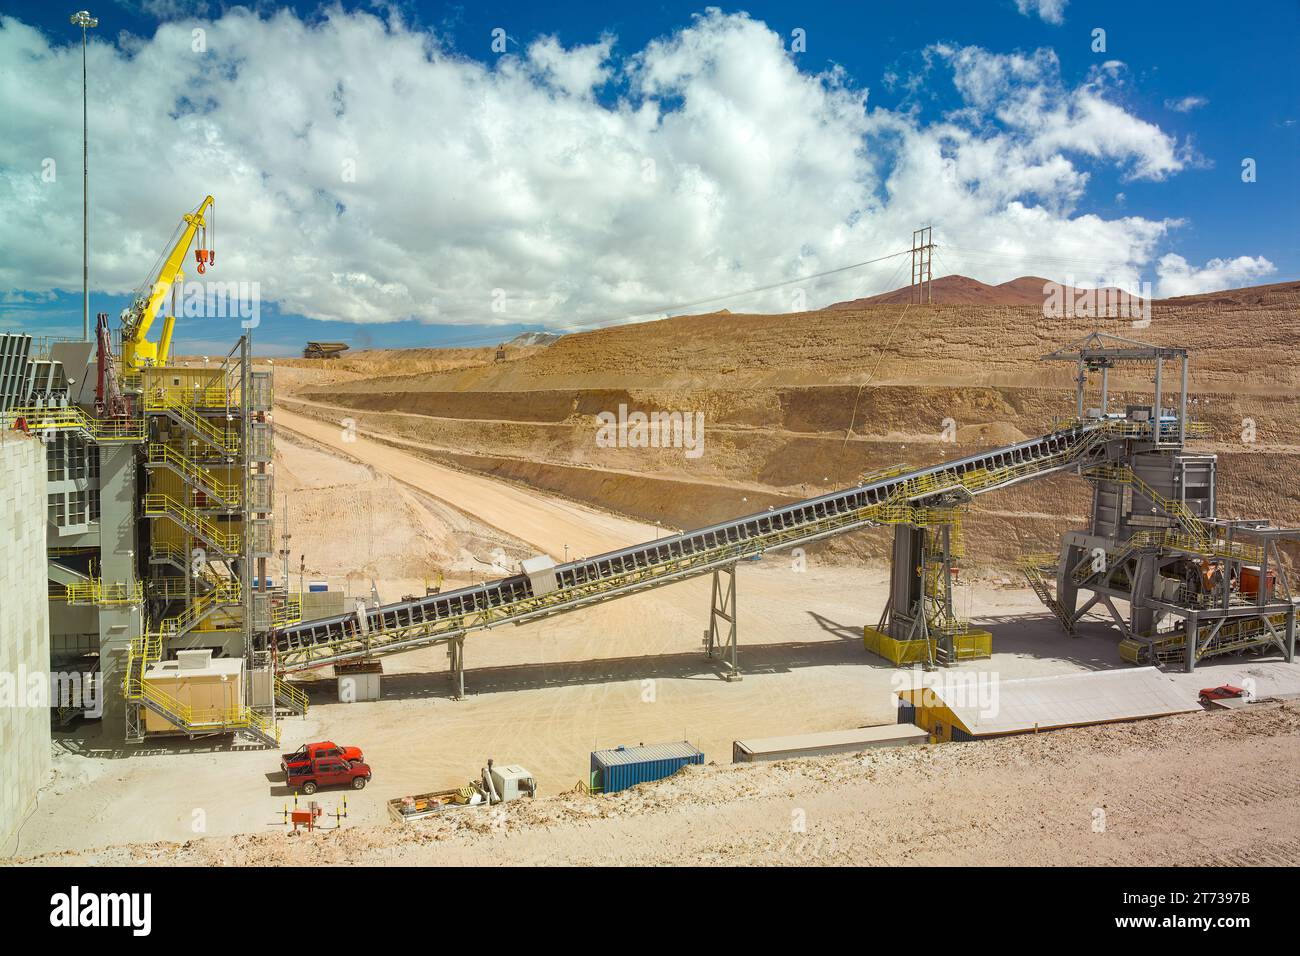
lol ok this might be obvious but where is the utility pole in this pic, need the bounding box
[279,494,291,593]
[70,10,98,341]
[910,226,935,305]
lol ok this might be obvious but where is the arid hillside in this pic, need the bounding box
[278,281,1300,568]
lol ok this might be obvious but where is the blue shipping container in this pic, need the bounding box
[589,742,704,794]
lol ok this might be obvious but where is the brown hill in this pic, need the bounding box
[284,276,1299,565]
[829,274,1141,309]
[1162,279,1300,307]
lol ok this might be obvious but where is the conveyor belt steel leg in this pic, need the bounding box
[706,564,741,681]
[448,636,466,699]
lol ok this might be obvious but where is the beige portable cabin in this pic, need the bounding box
[141,649,243,734]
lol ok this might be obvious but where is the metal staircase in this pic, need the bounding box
[1084,463,1213,549]
[142,390,239,454]
[151,580,241,639]
[145,443,241,506]
[142,492,241,555]
[274,678,310,716]
[131,351,282,745]
[1017,553,1077,635]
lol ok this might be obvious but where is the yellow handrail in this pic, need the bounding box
[143,492,241,553]
[124,636,279,743]
[151,580,241,636]
[147,443,242,504]
[142,390,238,452]
[57,579,144,606]
[275,678,310,716]
[1085,463,1212,547]
[1,404,144,443]
[272,594,302,628]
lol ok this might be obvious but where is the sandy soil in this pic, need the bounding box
[12,296,1296,865]
[16,702,1299,866]
[277,287,1300,569]
[11,399,1299,864]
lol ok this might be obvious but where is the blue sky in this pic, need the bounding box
[0,0,1296,355]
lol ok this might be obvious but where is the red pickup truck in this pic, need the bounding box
[287,756,372,795]
[281,741,363,775]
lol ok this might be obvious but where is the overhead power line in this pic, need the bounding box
[329,245,915,352]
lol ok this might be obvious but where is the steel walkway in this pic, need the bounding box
[271,421,1123,672]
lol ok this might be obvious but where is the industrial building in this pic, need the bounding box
[0,196,299,747]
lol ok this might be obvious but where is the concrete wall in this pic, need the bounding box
[0,431,51,854]
[95,443,140,735]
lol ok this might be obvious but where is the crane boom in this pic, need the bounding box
[121,195,214,369]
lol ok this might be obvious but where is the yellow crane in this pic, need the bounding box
[120,195,215,369]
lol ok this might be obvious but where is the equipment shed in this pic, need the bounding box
[896,667,1199,742]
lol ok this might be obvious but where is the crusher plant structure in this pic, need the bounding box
[0,196,303,746]
[266,331,1297,687]
[1017,332,1298,670]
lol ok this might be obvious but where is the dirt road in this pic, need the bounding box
[274,406,659,560]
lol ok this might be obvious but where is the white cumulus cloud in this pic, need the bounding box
[1164,95,1208,113]
[1157,254,1276,298]
[1015,0,1069,25]
[0,8,1269,330]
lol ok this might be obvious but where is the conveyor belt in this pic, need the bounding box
[271,421,1116,671]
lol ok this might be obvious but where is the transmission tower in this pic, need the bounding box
[910,226,935,305]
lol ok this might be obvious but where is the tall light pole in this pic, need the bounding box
[70,10,97,342]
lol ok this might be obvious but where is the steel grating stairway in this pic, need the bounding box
[1017,553,1077,634]
[270,422,1120,672]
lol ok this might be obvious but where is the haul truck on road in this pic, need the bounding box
[303,341,350,359]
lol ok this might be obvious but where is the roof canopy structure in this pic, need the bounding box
[1042,330,1187,367]
[899,666,1199,738]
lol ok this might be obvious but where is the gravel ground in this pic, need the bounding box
[13,702,1297,866]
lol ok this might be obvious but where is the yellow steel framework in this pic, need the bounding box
[1,404,143,443]
[49,579,144,606]
[142,492,241,554]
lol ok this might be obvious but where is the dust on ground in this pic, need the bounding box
[15,702,1299,866]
